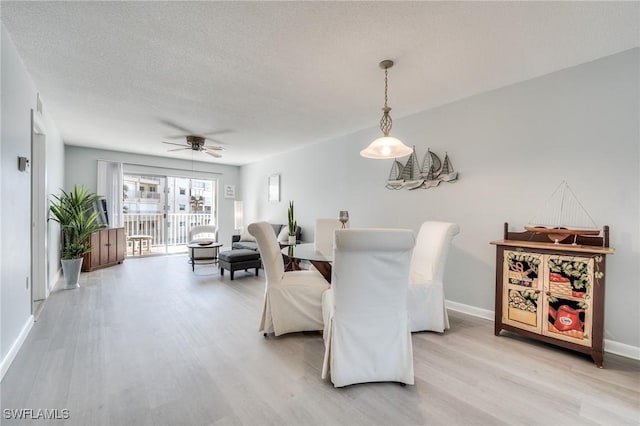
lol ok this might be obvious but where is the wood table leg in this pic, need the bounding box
[310,261,332,283]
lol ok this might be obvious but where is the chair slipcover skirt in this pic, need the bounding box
[407,221,459,333]
[322,228,415,387]
[249,222,329,337]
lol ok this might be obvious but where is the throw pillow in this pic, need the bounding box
[240,227,256,242]
[277,226,290,243]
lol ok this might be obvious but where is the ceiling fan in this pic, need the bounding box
[162,135,224,158]
[160,119,232,159]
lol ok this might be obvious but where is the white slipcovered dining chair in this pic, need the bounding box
[248,222,330,337]
[407,221,460,333]
[314,218,345,255]
[322,228,415,387]
[188,225,218,260]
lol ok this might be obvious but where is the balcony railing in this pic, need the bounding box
[123,213,214,249]
[125,190,161,200]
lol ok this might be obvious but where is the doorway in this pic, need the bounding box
[31,109,47,318]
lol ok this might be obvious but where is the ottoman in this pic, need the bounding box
[219,249,261,280]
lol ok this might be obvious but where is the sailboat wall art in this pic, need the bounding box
[386,147,458,190]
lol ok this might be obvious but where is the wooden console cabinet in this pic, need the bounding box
[82,227,126,272]
[491,223,613,367]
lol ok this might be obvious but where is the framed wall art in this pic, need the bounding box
[268,174,280,202]
[224,185,236,199]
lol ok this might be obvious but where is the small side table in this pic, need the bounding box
[128,235,153,256]
[187,242,224,271]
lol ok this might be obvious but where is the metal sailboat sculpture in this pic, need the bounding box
[385,147,458,190]
[421,149,442,188]
[386,160,405,190]
[399,147,424,190]
[525,181,600,243]
[439,153,458,182]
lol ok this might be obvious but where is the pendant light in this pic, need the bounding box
[360,60,412,159]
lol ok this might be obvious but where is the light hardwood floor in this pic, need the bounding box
[2,254,639,425]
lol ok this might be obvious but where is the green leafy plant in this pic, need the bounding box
[287,200,297,237]
[49,185,104,259]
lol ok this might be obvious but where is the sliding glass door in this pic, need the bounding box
[123,173,216,256]
[165,176,215,251]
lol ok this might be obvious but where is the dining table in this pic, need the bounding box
[281,243,333,282]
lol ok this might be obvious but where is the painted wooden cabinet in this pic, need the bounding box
[82,227,126,272]
[491,223,613,367]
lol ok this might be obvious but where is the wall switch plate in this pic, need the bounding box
[18,156,30,172]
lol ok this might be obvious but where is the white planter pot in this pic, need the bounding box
[288,235,296,245]
[61,258,83,290]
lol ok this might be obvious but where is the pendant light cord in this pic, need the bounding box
[384,67,389,108]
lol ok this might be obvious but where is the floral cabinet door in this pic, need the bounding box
[542,255,596,347]
[502,251,544,333]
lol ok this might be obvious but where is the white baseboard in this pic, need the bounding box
[445,299,640,361]
[604,339,640,360]
[446,299,494,321]
[0,315,34,381]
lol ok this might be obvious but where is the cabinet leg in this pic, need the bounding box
[592,351,604,368]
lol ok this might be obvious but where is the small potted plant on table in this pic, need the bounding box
[287,201,297,245]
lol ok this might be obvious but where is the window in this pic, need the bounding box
[179,188,186,195]
[179,204,185,211]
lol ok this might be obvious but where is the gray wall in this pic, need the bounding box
[241,48,640,350]
[64,146,242,248]
[1,25,65,367]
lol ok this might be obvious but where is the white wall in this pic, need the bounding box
[1,25,65,375]
[241,48,640,350]
[64,146,242,247]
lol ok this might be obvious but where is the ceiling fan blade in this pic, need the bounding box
[201,129,234,137]
[167,148,190,152]
[203,145,224,151]
[204,137,228,145]
[205,151,222,158]
[162,141,188,147]
[159,119,194,134]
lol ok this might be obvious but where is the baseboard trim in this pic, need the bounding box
[604,339,640,360]
[446,299,494,321]
[445,299,640,361]
[0,315,34,382]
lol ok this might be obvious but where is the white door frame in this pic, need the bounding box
[31,109,48,309]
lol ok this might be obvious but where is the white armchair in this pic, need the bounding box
[314,218,345,255]
[321,228,415,387]
[188,225,218,259]
[407,221,460,333]
[248,222,330,337]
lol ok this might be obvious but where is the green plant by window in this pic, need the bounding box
[49,185,104,259]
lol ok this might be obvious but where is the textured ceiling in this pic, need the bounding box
[2,1,638,166]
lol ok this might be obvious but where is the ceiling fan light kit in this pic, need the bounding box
[186,135,206,149]
[360,59,413,159]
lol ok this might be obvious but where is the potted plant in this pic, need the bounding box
[49,185,104,289]
[287,201,297,245]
